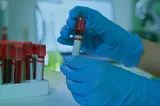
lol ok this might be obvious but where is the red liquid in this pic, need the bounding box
[3,59,12,83]
[25,55,32,80]
[14,60,22,83]
[76,17,86,31]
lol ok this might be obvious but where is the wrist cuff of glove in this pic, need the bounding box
[120,36,144,67]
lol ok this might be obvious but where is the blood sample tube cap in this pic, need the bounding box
[24,42,33,55]
[37,44,46,57]
[3,41,13,58]
[13,43,24,59]
[76,17,86,31]
[33,44,46,57]
[33,44,39,55]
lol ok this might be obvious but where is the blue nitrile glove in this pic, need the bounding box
[61,56,160,106]
[57,6,144,67]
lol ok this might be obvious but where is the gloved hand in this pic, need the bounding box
[61,56,160,106]
[57,6,144,67]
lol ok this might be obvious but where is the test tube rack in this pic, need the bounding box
[0,41,49,101]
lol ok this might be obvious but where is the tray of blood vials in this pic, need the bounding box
[0,41,49,100]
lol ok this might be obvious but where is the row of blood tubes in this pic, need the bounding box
[0,41,46,84]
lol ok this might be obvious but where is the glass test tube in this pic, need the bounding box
[13,43,24,83]
[35,44,46,81]
[0,42,3,84]
[72,17,86,56]
[3,41,13,83]
[24,42,33,80]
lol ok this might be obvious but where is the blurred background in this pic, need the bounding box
[0,0,160,76]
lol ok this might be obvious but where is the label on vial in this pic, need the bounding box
[72,35,82,56]
[36,58,44,81]
[0,61,2,84]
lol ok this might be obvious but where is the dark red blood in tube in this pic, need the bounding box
[25,55,32,80]
[3,41,13,83]
[0,42,3,60]
[3,41,13,58]
[33,44,39,79]
[24,42,33,80]
[0,42,3,84]
[75,17,86,35]
[13,43,24,83]
[33,44,39,55]
[14,60,22,83]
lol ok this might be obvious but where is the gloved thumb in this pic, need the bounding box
[63,56,97,69]
[57,36,74,46]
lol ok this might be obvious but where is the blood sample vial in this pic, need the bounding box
[72,17,86,56]
[36,44,46,81]
[12,43,24,83]
[3,41,13,83]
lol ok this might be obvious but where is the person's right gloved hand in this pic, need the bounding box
[57,6,144,67]
[61,56,160,106]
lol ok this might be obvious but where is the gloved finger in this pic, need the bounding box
[85,19,97,32]
[66,79,95,97]
[66,16,76,30]
[81,31,98,54]
[63,56,97,69]
[57,36,74,46]
[71,93,85,105]
[60,64,88,82]
[72,91,100,106]
[69,6,90,19]
[60,25,75,39]
[94,42,119,61]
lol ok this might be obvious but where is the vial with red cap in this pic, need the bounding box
[12,42,25,83]
[23,42,33,80]
[72,17,86,56]
[0,42,3,84]
[3,41,13,83]
[34,44,46,81]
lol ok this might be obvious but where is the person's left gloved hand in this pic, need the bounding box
[58,6,144,67]
[61,56,160,106]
